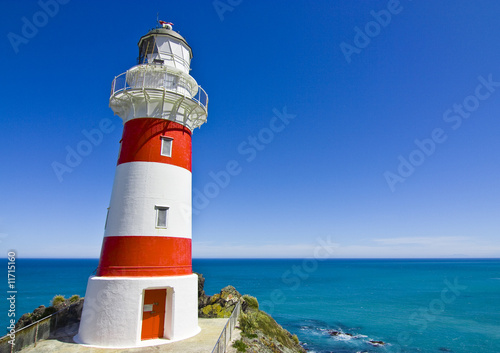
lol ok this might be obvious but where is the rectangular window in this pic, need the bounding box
[155,206,169,228]
[117,140,123,161]
[161,137,173,157]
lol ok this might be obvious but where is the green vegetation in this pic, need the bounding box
[241,332,258,339]
[238,300,302,350]
[69,294,80,303]
[200,303,233,318]
[51,295,66,307]
[242,294,259,310]
[41,306,57,318]
[233,339,248,352]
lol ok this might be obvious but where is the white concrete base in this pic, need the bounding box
[74,274,199,348]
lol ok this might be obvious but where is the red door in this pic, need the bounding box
[141,289,167,340]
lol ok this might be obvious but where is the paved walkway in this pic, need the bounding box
[21,319,229,353]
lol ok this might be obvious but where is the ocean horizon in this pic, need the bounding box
[2,258,499,352]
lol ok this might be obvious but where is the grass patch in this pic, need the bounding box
[69,295,80,303]
[233,339,248,352]
[242,295,259,310]
[239,309,297,349]
[241,331,258,339]
[51,295,66,307]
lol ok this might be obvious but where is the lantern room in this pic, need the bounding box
[137,24,193,74]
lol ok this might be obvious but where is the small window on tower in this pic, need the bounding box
[155,206,169,228]
[161,137,173,157]
[118,140,123,158]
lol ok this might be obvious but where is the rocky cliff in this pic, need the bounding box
[196,273,306,353]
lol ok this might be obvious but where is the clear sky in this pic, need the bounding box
[1,0,499,258]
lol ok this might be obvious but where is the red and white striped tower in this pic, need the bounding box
[75,22,208,348]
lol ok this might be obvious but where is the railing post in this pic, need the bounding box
[34,322,39,347]
[223,330,226,353]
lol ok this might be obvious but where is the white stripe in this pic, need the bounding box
[105,162,191,239]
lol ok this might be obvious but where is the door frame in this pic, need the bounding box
[140,287,172,341]
[138,288,168,342]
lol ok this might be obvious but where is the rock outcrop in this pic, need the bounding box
[196,272,210,309]
[199,284,243,318]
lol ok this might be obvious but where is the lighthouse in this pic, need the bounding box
[75,21,208,348]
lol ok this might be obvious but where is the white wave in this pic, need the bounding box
[333,333,355,341]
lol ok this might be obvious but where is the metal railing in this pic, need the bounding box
[110,65,208,112]
[211,300,242,353]
[0,307,74,353]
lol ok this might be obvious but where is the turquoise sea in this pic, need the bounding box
[1,258,499,352]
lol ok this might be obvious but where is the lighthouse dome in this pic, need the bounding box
[138,26,193,74]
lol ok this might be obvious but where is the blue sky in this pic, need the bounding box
[0,0,499,258]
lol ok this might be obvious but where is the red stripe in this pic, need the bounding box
[118,118,192,171]
[97,236,192,277]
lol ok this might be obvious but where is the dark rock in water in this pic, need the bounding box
[368,340,386,346]
[439,348,453,352]
[328,330,353,337]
